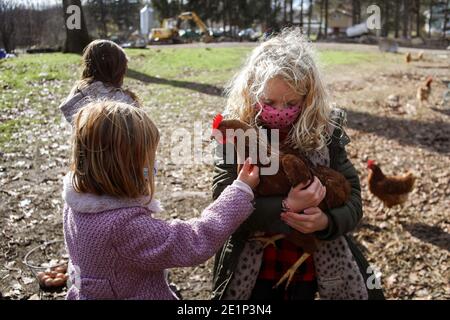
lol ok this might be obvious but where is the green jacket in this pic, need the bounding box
[211,110,385,300]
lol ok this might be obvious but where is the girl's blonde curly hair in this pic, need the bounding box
[224,28,333,152]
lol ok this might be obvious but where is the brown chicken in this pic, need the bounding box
[405,52,412,63]
[417,76,433,105]
[212,115,351,288]
[405,51,424,63]
[367,159,416,208]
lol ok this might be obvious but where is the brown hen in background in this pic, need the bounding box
[417,76,433,105]
[367,160,416,208]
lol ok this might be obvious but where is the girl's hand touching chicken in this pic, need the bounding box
[237,158,260,189]
[281,208,329,234]
[284,176,326,213]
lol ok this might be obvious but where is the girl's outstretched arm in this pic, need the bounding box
[111,182,255,271]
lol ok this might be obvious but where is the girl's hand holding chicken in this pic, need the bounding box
[281,208,329,234]
[282,176,329,234]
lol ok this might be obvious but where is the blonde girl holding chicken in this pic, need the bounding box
[211,29,384,300]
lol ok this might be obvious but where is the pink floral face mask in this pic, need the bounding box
[256,103,302,129]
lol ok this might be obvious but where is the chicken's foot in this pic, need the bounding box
[249,234,286,248]
[274,252,311,290]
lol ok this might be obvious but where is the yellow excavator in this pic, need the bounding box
[149,11,213,44]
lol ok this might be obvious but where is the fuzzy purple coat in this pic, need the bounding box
[62,174,254,300]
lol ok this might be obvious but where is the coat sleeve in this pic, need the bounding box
[212,142,291,236]
[315,129,363,241]
[111,184,254,271]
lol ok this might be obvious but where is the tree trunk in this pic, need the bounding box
[402,0,410,38]
[395,0,400,38]
[324,0,328,38]
[428,0,433,37]
[228,0,232,37]
[283,0,287,24]
[266,0,272,29]
[307,0,313,38]
[317,0,323,39]
[99,0,108,38]
[0,1,16,53]
[0,21,14,53]
[222,0,226,35]
[415,0,421,37]
[289,0,294,24]
[352,0,360,24]
[443,0,449,39]
[63,0,90,54]
[300,0,304,28]
[383,0,390,37]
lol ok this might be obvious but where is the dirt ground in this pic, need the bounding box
[0,43,449,300]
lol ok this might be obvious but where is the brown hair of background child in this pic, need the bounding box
[70,101,159,200]
[78,40,139,103]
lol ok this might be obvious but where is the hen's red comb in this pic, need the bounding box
[213,114,223,130]
[367,159,375,168]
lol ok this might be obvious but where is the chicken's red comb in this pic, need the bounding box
[213,114,223,130]
[367,159,375,168]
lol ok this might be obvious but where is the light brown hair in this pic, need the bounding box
[70,101,159,199]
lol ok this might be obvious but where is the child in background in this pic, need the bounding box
[63,100,259,300]
[59,39,140,124]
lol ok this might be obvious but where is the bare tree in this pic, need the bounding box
[382,0,391,37]
[42,6,65,47]
[0,0,18,52]
[324,0,328,38]
[352,0,360,25]
[63,0,90,53]
[428,0,433,37]
[289,0,294,24]
[307,0,313,37]
[300,0,304,28]
[87,0,108,38]
[402,0,410,38]
[317,0,323,39]
[414,0,421,37]
[443,0,449,39]
[395,0,400,37]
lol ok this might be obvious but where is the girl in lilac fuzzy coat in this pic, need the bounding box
[63,100,259,300]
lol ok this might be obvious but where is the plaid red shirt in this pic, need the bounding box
[257,133,316,284]
[258,236,316,282]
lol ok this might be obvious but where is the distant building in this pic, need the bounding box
[328,9,353,35]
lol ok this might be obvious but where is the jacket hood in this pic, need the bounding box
[62,173,162,214]
[59,81,136,124]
